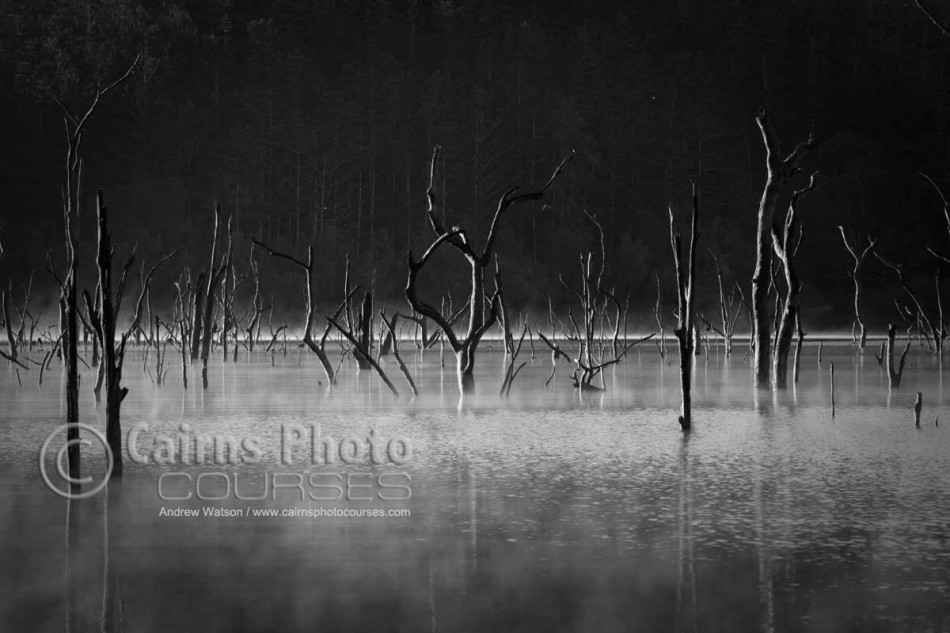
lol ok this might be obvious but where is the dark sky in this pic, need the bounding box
[1,0,950,330]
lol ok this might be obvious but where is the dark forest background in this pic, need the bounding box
[2,0,950,332]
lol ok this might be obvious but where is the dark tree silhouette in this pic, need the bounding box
[83,190,178,476]
[406,146,571,395]
[670,184,700,431]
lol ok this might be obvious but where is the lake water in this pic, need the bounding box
[1,342,949,632]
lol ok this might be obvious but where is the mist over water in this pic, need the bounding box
[2,343,949,631]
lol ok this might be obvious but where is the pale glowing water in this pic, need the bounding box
[1,342,949,631]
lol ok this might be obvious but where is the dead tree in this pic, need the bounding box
[885,323,911,388]
[246,250,265,352]
[148,316,173,386]
[326,265,398,395]
[0,240,28,370]
[406,145,571,395]
[921,173,950,254]
[46,54,141,488]
[670,185,700,431]
[195,207,219,362]
[499,323,529,396]
[379,312,417,396]
[220,217,234,362]
[327,313,399,396]
[379,320,393,357]
[538,245,653,390]
[400,307,466,350]
[772,173,818,389]
[329,258,376,370]
[793,313,805,383]
[188,270,205,359]
[914,1,950,37]
[173,274,191,388]
[496,259,515,357]
[196,207,228,386]
[358,292,373,366]
[653,274,666,358]
[252,239,349,386]
[1,274,34,367]
[830,362,836,417]
[837,227,877,348]
[583,211,625,356]
[751,108,817,388]
[918,173,950,350]
[495,266,529,396]
[875,253,946,354]
[707,250,742,355]
[2,282,17,360]
[83,190,177,476]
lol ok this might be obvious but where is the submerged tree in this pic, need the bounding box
[772,173,818,389]
[84,190,178,476]
[537,212,651,391]
[837,227,877,349]
[44,55,140,487]
[751,108,817,388]
[670,185,700,431]
[252,239,346,386]
[379,312,418,396]
[0,236,29,369]
[703,250,742,356]
[884,323,911,388]
[875,252,947,354]
[405,146,571,395]
[327,262,399,396]
[196,207,228,387]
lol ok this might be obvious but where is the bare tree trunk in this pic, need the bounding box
[496,268,529,396]
[752,108,816,388]
[380,312,417,396]
[793,313,805,383]
[457,342,476,394]
[707,250,742,356]
[838,227,877,349]
[190,270,204,360]
[328,313,399,396]
[886,323,910,388]
[221,217,233,362]
[253,239,343,387]
[199,207,227,386]
[670,184,700,431]
[0,258,32,369]
[247,251,263,352]
[876,252,946,355]
[772,174,818,389]
[354,291,374,370]
[654,274,666,358]
[63,261,80,486]
[84,190,177,477]
[174,276,190,388]
[2,287,15,360]
[200,207,220,381]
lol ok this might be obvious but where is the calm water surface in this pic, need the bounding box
[1,343,949,632]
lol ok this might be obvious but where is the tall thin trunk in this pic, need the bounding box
[752,109,816,388]
[773,174,817,389]
[670,184,699,431]
[200,207,222,387]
